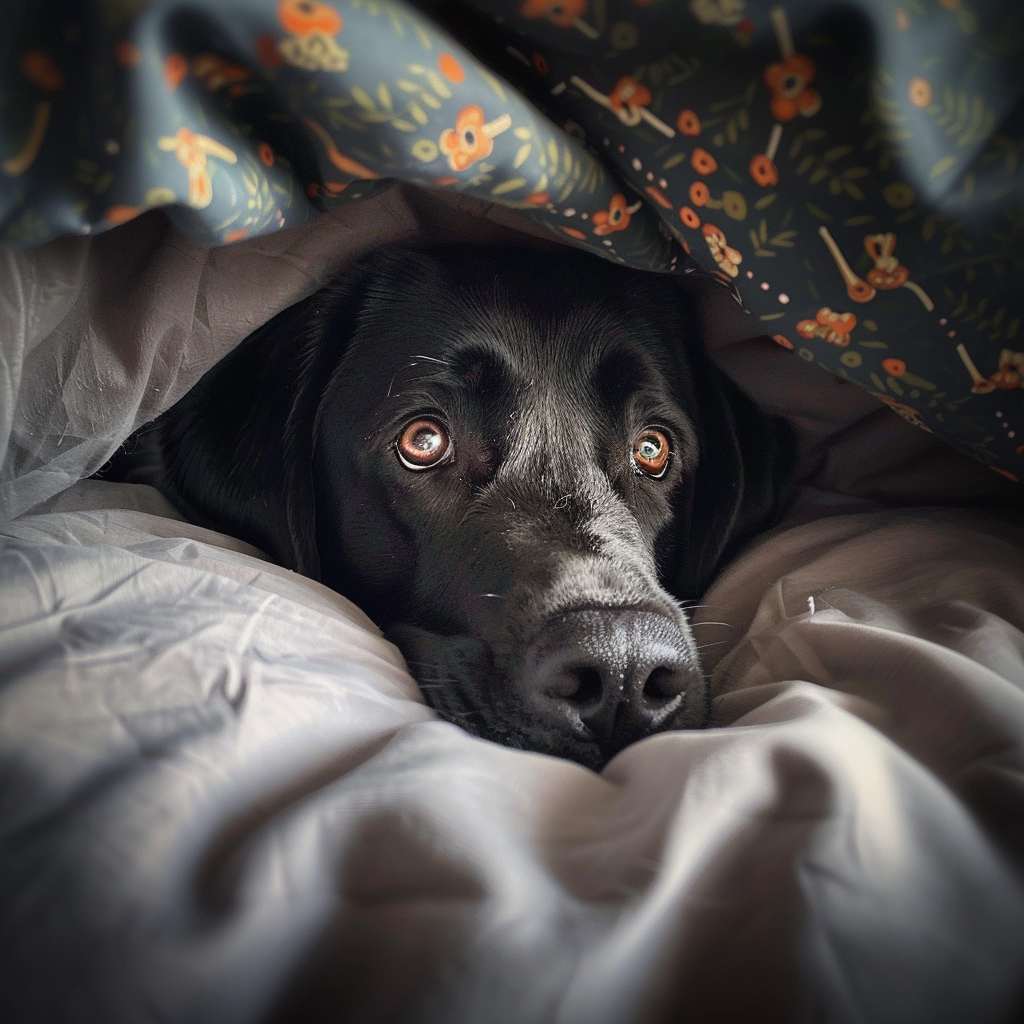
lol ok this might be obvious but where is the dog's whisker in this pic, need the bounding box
[386,362,452,399]
[480,593,505,600]
[410,354,450,365]
[690,620,732,628]
[696,640,731,651]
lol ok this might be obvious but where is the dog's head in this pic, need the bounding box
[142,245,793,769]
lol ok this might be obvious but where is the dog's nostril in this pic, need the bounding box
[549,664,604,707]
[643,666,683,703]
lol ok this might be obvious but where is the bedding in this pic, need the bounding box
[2,0,1023,477]
[2,1,1024,1021]
[3,190,1024,1023]
[3,484,1024,1023]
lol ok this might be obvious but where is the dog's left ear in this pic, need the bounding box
[106,264,379,580]
[651,276,796,598]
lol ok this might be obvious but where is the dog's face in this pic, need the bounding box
[312,250,706,767]
[128,246,792,769]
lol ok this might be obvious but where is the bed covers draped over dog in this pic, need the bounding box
[1,0,1024,480]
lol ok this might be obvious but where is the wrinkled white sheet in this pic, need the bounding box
[0,187,552,523]
[2,494,1023,1024]
[2,195,1024,1024]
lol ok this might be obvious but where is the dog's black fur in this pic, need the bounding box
[102,245,794,769]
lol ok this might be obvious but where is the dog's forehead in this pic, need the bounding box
[355,248,682,389]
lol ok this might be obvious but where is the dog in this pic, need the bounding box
[102,245,794,770]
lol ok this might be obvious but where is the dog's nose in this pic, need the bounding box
[525,609,702,759]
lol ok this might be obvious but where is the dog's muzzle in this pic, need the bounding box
[515,608,705,762]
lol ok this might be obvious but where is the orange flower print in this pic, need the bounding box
[520,0,587,28]
[772,334,794,350]
[980,349,1024,391]
[278,0,342,35]
[882,358,906,377]
[593,193,640,235]
[277,0,348,71]
[764,53,822,123]
[689,181,710,206]
[258,141,275,167]
[157,127,237,209]
[702,223,742,277]
[439,106,511,171]
[908,77,932,108]
[679,206,701,229]
[691,147,718,175]
[439,53,466,83]
[864,233,910,289]
[749,153,779,187]
[796,307,856,347]
[608,76,652,112]
[676,109,701,136]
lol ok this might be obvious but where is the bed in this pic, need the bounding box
[3,2,1024,1022]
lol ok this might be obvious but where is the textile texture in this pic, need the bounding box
[2,0,1023,478]
[3,5,1024,1020]
[2,493,1024,1023]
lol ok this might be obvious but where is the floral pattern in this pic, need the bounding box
[0,0,1022,480]
[592,193,638,235]
[439,106,511,171]
[764,54,822,123]
[156,128,238,209]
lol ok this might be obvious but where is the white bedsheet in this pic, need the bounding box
[2,491,1023,1023]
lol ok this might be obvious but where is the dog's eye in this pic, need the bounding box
[397,418,452,471]
[632,428,670,478]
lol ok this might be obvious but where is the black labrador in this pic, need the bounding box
[103,245,793,770]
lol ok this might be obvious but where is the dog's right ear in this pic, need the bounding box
[113,264,378,578]
[678,356,796,596]
[641,273,796,599]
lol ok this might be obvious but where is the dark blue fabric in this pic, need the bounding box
[2,0,1022,480]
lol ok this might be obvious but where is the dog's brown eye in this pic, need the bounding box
[397,418,451,470]
[632,428,670,478]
